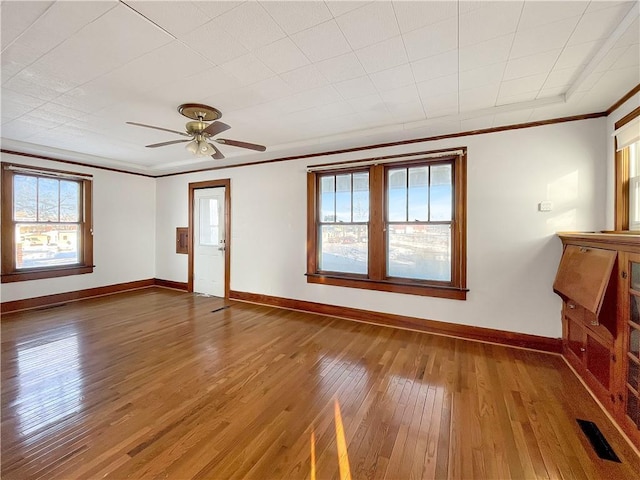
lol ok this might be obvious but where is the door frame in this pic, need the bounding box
[188,179,231,297]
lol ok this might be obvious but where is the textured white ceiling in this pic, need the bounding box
[1,0,638,175]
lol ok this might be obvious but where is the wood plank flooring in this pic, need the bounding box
[1,287,639,479]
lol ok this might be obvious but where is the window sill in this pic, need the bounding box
[306,273,467,300]
[1,265,94,283]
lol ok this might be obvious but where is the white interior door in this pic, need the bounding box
[193,187,226,296]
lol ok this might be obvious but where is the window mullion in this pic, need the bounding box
[404,167,409,223]
[350,173,354,223]
[453,152,466,289]
[307,173,318,274]
[427,165,431,222]
[36,177,40,222]
[57,179,61,223]
[369,165,384,280]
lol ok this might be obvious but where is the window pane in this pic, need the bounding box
[387,224,451,281]
[13,175,37,221]
[352,172,369,222]
[319,224,367,274]
[335,174,352,222]
[628,357,639,391]
[408,167,428,221]
[320,176,335,222]
[630,321,640,359]
[38,178,59,222]
[60,181,80,222]
[199,198,219,246]
[388,168,407,221]
[630,142,638,177]
[629,142,640,229]
[632,262,640,291]
[430,164,452,221]
[632,296,640,330]
[16,224,80,269]
[627,390,639,427]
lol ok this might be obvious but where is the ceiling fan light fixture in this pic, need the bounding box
[198,140,215,156]
[186,135,215,157]
[129,104,265,161]
[185,139,199,154]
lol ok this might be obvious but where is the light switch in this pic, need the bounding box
[538,200,553,212]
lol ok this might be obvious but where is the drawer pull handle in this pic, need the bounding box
[580,347,586,352]
[568,304,576,309]
[579,247,588,253]
[590,320,599,326]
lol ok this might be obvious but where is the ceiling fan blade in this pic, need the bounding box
[210,143,225,160]
[203,121,231,137]
[146,139,191,148]
[126,121,190,137]
[215,138,266,152]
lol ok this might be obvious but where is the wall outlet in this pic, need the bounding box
[538,200,553,212]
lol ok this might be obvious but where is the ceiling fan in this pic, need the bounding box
[126,103,266,160]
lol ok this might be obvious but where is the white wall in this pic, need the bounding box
[0,153,156,302]
[156,118,607,338]
[606,91,640,229]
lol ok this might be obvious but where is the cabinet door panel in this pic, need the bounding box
[630,320,640,359]
[567,317,585,359]
[628,359,639,392]
[624,259,640,436]
[586,334,611,389]
[631,294,640,326]
[554,245,616,314]
[626,389,639,428]
[632,261,640,291]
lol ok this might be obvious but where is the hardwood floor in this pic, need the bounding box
[1,287,639,479]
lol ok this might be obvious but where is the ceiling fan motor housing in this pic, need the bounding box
[186,121,208,135]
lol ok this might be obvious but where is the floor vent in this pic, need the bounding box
[211,306,230,313]
[576,419,621,462]
[36,303,67,311]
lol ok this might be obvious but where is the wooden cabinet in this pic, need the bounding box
[560,285,616,409]
[554,245,616,315]
[555,233,640,449]
[620,253,640,442]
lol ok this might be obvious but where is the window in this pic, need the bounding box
[1,163,93,282]
[615,107,640,231]
[307,150,467,299]
[317,171,369,275]
[628,142,640,230]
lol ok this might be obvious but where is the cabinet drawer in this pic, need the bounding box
[564,300,584,323]
[564,300,613,344]
[584,310,614,345]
